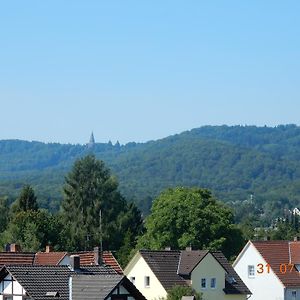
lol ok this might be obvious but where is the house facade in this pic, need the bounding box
[0,256,145,300]
[233,240,300,300]
[124,249,250,300]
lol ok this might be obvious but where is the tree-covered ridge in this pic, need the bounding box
[1,125,300,220]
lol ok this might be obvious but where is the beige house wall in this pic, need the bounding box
[125,253,167,300]
[191,253,246,300]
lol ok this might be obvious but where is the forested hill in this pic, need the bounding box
[1,124,300,221]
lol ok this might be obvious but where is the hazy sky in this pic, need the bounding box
[1,1,299,144]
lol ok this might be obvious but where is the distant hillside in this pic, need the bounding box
[1,125,300,222]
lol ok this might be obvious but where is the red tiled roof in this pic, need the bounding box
[76,252,95,265]
[0,252,35,266]
[252,240,300,288]
[0,249,122,274]
[34,252,68,265]
[289,242,300,264]
[102,251,123,274]
[75,251,123,274]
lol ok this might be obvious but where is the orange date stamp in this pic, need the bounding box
[257,263,296,274]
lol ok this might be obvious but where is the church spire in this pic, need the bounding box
[88,132,95,148]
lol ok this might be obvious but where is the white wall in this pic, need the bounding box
[0,274,27,300]
[125,254,167,300]
[234,242,284,300]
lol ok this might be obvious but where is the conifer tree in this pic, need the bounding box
[61,155,142,251]
[17,185,38,212]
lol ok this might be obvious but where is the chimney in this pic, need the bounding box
[4,244,10,252]
[165,246,171,251]
[70,255,80,271]
[10,244,21,252]
[94,247,103,265]
[294,236,300,242]
[263,236,270,241]
[46,245,53,253]
[186,246,192,251]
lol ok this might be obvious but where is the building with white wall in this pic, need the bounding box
[233,240,300,300]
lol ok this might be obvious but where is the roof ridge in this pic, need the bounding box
[140,249,181,252]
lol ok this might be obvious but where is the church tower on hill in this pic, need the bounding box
[88,132,95,148]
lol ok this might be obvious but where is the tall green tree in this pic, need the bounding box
[137,187,244,258]
[15,185,38,212]
[61,155,143,251]
[0,197,9,232]
[0,210,63,251]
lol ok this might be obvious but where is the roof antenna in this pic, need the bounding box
[99,209,103,265]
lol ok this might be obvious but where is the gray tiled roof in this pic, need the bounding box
[140,250,186,290]
[0,264,117,300]
[71,274,147,300]
[211,251,251,295]
[139,249,250,295]
[178,250,209,276]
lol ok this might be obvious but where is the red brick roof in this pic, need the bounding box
[0,248,122,274]
[252,240,300,287]
[74,251,123,274]
[102,251,123,274]
[0,252,35,266]
[34,252,68,265]
[289,241,300,264]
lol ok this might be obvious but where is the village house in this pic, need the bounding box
[233,240,300,300]
[0,255,145,300]
[0,244,122,274]
[124,248,250,300]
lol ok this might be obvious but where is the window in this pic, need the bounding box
[144,276,150,287]
[201,278,206,289]
[248,265,255,277]
[111,296,127,300]
[292,290,297,299]
[210,278,216,289]
[3,296,13,300]
[130,276,135,284]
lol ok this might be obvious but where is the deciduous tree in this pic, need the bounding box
[137,187,243,258]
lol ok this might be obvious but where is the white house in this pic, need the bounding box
[233,240,300,300]
[124,249,250,300]
[0,256,146,300]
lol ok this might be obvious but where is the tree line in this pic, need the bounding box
[0,154,255,266]
[2,125,300,224]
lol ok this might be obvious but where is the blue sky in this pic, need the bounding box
[0,1,299,144]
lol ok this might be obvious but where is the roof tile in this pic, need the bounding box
[253,240,300,288]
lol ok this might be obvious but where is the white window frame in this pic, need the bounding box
[201,278,207,289]
[144,276,150,288]
[210,277,216,289]
[248,265,255,278]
